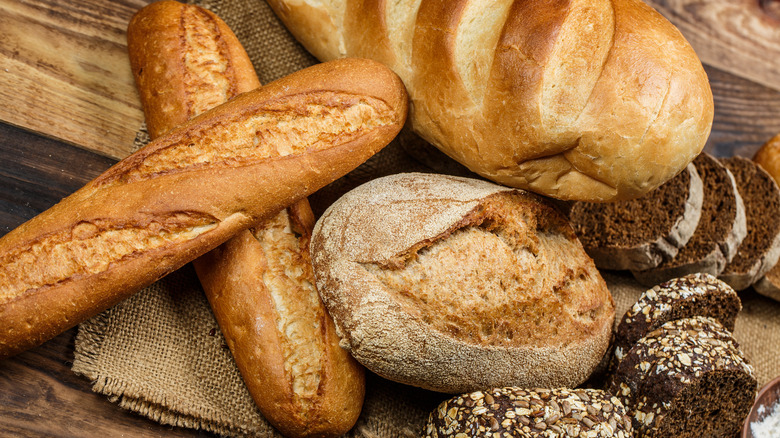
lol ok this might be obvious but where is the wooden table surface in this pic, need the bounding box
[1,0,780,436]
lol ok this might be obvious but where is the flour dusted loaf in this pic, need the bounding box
[719,156,780,291]
[127,3,365,436]
[265,0,713,202]
[423,387,633,437]
[0,58,407,359]
[631,153,746,286]
[611,273,741,369]
[310,173,615,393]
[607,316,756,437]
[568,163,703,272]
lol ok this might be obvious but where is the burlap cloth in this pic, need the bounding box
[71,0,780,436]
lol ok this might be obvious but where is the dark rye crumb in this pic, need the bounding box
[607,316,756,438]
[611,273,741,369]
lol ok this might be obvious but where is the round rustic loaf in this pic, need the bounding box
[310,173,615,394]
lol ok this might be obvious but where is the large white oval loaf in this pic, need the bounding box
[310,173,615,393]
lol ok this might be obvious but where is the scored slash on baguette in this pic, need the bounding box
[0,57,408,360]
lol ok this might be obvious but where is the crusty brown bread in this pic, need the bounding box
[265,0,713,202]
[127,3,366,436]
[310,172,615,394]
[0,57,407,360]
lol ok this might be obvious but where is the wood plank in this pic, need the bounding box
[0,0,150,160]
[646,0,780,92]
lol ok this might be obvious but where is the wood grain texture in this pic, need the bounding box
[0,0,150,160]
[646,0,780,92]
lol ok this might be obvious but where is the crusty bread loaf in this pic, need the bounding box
[631,153,746,286]
[0,57,407,359]
[127,3,365,436]
[568,163,703,271]
[265,0,713,202]
[310,172,615,393]
[424,387,633,437]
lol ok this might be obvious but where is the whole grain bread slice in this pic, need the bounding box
[568,163,703,272]
[611,273,741,369]
[607,317,756,438]
[719,156,780,290]
[631,153,746,286]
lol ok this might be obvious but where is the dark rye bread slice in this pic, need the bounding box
[569,163,703,271]
[754,264,780,301]
[611,273,741,368]
[631,154,746,286]
[423,387,633,437]
[719,156,780,290]
[606,316,756,438]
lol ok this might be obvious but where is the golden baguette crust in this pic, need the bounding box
[0,57,407,359]
[128,3,366,435]
[265,0,713,201]
[310,173,615,393]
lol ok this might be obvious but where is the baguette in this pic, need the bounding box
[127,2,366,436]
[265,0,713,202]
[0,56,407,359]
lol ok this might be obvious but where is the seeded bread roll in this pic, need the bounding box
[127,3,365,436]
[607,316,756,438]
[265,0,713,202]
[569,163,703,272]
[423,387,633,437]
[719,156,780,291]
[310,172,615,393]
[0,58,407,359]
[631,154,746,286]
[611,273,741,368]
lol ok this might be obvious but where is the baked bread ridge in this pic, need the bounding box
[611,273,741,369]
[265,0,713,202]
[607,316,756,437]
[631,153,747,286]
[719,156,780,291]
[311,172,615,394]
[569,163,703,272]
[127,3,366,436]
[0,57,408,359]
[423,387,634,437]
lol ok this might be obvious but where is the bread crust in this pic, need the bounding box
[0,57,407,359]
[127,3,366,435]
[265,0,713,201]
[310,173,615,393]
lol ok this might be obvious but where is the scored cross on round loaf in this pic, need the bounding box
[423,387,633,437]
[310,173,615,394]
[611,273,741,369]
[568,163,703,272]
[631,153,746,286]
[606,316,756,438]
